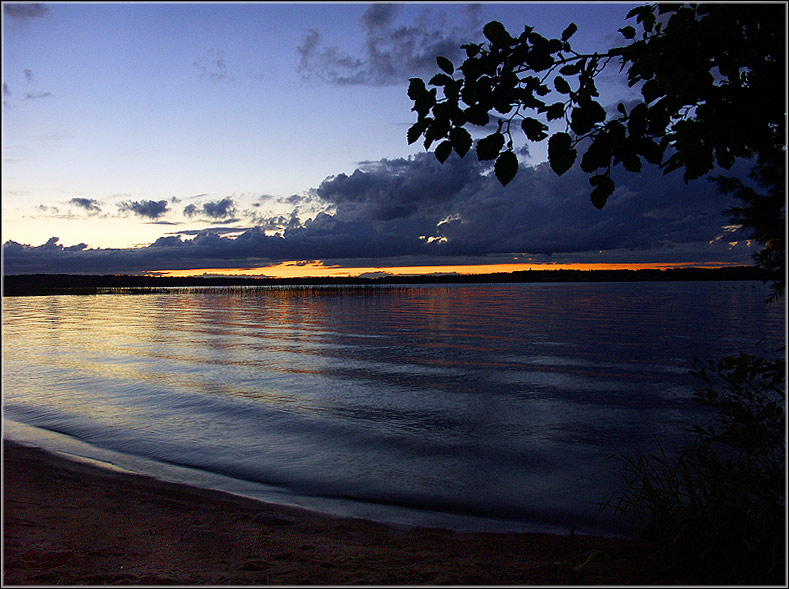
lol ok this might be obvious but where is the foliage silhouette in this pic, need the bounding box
[407,3,785,293]
[601,353,785,583]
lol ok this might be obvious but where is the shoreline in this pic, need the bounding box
[2,438,672,585]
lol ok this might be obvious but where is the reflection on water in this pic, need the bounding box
[2,282,784,534]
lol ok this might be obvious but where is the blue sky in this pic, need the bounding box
[2,2,756,276]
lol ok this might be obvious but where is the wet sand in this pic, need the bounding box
[4,438,670,585]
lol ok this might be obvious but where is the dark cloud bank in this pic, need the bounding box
[3,152,753,275]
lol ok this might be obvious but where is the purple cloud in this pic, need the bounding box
[3,4,49,20]
[69,197,102,214]
[297,4,482,86]
[118,199,169,219]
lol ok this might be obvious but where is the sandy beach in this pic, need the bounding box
[3,438,678,585]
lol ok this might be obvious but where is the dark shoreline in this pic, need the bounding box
[8,437,783,585]
[3,438,674,585]
[2,265,778,296]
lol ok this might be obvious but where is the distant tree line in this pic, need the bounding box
[2,266,778,297]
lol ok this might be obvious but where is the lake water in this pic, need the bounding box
[2,281,784,536]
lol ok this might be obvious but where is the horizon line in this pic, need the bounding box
[146,260,746,280]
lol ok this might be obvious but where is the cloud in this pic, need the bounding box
[357,271,395,279]
[281,194,308,205]
[69,197,102,214]
[3,3,49,20]
[4,69,55,105]
[118,199,169,219]
[315,154,484,223]
[168,227,255,237]
[183,197,237,220]
[309,151,748,261]
[202,197,236,219]
[40,236,61,250]
[193,48,233,81]
[3,149,758,275]
[245,213,295,235]
[297,4,482,86]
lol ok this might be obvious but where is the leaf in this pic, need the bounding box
[483,21,512,47]
[589,174,615,209]
[464,105,490,126]
[621,152,642,173]
[450,127,473,157]
[580,134,611,173]
[619,25,636,39]
[559,63,580,76]
[494,100,514,115]
[494,151,519,186]
[435,140,453,164]
[423,117,449,150]
[547,39,563,53]
[658,4,679,14]
[535,83,550,97]
[715,145,735,170]
[460,56,487,84]
[412,87,437,118]
[526,46,554,72]
[548,132,576,176]
[444,79,462,101]
[546,102,565,121]
[570,100,606,135]
[407,118,429,145]
[627,103,649,137]
[642,10,656,32]
[521,117,549,141]
[554,76,572,94]
[407,78,427,100]
[461,43,480,58]
[589,100,607,122]
[641,79,661,104]
[476,132,505,161]
[561,22,578,41]
[626,6,647,19]
[429,73,453,87]
[436,56,454,75]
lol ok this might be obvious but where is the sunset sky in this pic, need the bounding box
[2,2,755,277]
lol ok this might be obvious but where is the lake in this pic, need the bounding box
[2,281,784,536]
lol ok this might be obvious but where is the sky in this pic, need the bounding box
[2,1,757,277]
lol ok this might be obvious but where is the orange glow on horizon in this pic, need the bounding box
[149,260,741,279]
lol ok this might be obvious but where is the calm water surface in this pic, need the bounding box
[3,282,784,535]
